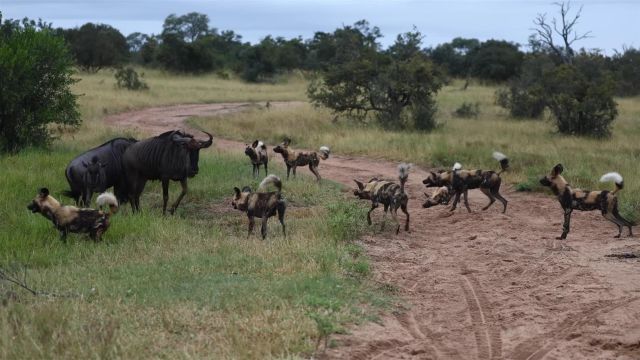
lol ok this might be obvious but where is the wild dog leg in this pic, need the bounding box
[292,166,297,178]
[450,191,461,212]
[480,188,496,211]
[278,204,286,237]
[381,203,389,230]
[260,216,269,240]
[367,202,379,225]
[493,190,508,213]
[391,207,400,234]
[286,165,292,179]
[401,203,410,231]
[559,208,572,240]
[463,189,472,213]
[247,215,255,237]
[309,164,321,181]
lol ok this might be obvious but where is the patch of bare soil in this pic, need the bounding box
[104,102,640,360]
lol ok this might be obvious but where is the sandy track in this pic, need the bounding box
[105,102,640,360]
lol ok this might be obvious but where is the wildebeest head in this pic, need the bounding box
[422,186,451,208]
[82,156,107,191]
[171,131,213,177]
[232,186,252,211]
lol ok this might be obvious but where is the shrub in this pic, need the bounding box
[453,102,480,118]
[0,27,80,152]
[544,62,617,138]
[114,67,149,90]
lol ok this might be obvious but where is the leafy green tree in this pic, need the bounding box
[0,16,80,152]
[610,47,640,97]
[427,37,479,77]
[308,23,443,130]
[468,40,523,82]
[162,12,211,42]
[495,54,553,118]
[63,23,128,72]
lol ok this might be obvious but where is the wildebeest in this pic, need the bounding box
[272,138,330,181]
[123,129,213,214]
[27,188,119,241]
[232,174,286,239]
[64,137,137,206]
[245,140,268,177]
[353,163,411,234]
[540,164,635,241]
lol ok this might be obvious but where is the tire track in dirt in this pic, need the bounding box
[104,101,640,360]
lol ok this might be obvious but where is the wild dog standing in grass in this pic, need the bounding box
[232,175,286,240]
[245,140,268,177]
[422,152,509,213]
[272,137,330,181]
[353,163,411,234]
[27,188,118,241]
[540,164,635,241]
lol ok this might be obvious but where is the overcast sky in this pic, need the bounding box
[2,0,638,52]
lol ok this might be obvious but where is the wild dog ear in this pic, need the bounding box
[552,163,564,177]
[354,180,364,190]
[233,187,241,198]
[251,140,259,148]
[39,188,49,198]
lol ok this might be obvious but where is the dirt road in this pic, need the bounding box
[105,102,640,360]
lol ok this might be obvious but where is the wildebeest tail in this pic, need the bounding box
[319,146,331,160]
[96,192,118,215]
[600,172,624,194]
[493,151,509,174]
[259,174,282,193]
[398,163,411,193]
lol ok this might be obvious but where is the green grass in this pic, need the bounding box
[194,79,640,221]
[0,70,388,359]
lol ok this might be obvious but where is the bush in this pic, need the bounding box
[0,27,80,152]
[495,54,553,119]
[544,63,617,137]
[114,67,149,90]
[453,102,480,118]
[62,23,128,72]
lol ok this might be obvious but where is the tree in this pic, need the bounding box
[427,37,479,77]
[162,12,211,43]
[610,47,640,97]
[63,23,128,72]
[0,18,80,152]
[308,23,444,130]
[531,1,591,64]
[468,40,523,82]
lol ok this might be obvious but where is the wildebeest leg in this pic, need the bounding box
[401,203,410,231]
[278,203,286,238]
[161,178,170,215]
[450,191,461,212]
[309,164,321,181]
[463,189,472,213]
[480,188,495,211]
[169,179,188,215]
[260,216,269,240]
[247,215,255,238]
[493,189,508,214]
[559,208,572,240]
[367,202,379,225]
[81,188,91,207]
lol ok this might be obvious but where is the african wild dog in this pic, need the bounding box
[27,188,118,241]
[353,163,411,234]
[422,186,452,208]
[272,138,330,181]
[245,140,268,177]
[422,152,509,213]
[232,174,286,239]
[540,164,634,240]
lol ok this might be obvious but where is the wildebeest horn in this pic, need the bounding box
[171,133,192,144]
[199,131,213,148]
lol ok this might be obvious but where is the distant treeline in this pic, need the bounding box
[1,11,638,95]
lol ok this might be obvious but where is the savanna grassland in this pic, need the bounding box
[0,70,388,359]
[194,79,640,220]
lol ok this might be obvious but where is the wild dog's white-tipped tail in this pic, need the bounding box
[452,162,462,171]
[259,174,282,192]
[96,192,118,215]
[398,163,412,181]
[600,172,624,193]
[319,146,331,160]
[493,151,507,161]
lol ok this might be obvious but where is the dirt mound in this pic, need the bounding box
[105,102,640,360]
